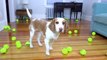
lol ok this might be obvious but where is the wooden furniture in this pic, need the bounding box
[54,2,83,20]
[16,9,32,21]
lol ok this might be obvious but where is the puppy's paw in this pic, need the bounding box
[46,52,50,56]
[30,45,34,48]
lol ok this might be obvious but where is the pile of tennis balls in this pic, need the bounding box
[4,25,11,31]
[61,46,73,55]
[0,44,9,54]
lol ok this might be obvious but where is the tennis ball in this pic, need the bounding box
[68,31,72,35]
[88,37,93,43]
[66,47,72,52]
[74,30,78,34]
[16,19,19,22]
[11,36,16,41]
[7,26,11,30]
[25,41,30,46]
[0,48,7,54]
[75,19,79,23]
[3,44,9,49]
[26,19,29,22]
[4,26,7,30]
[92,32,96,36]
[62,48,68,55]
[80,49,87,56]
[16,41,22,49]
[12,28,16,32]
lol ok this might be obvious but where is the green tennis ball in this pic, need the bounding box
[16,41,22,49]
[62,48,68,55]
[7,26,11,30]
[16,19,19,22]
[75,19,79,23]
[68,31,72,35]
[92,32,96,36]
[0,48,7,54]
[88,37,93,43]
[3,44,9,49]
[66,47,73,52]
[4,26,7,29]
[80,49,87,56]
[11,36,16,41]
[12,28,16,32]
[26,19,29,22]
[74,30,78,34]
[25,41,30,46]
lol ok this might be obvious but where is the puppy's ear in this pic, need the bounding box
[64,20,69,33]
[49,19,56,32]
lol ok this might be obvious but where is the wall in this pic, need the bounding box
[14,0,46,19]
[8,0,16,22]
[0,0,8,31]
[82,0,101,21]
[101,0,107,2]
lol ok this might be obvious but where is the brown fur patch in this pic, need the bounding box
[49,19,56,32]
[30,19,47,35]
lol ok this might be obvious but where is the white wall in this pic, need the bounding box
[82,0,101,21]
[8,0,16,22]
[14,0,46,19]
[0,0,8,31]
[101,0,107,2]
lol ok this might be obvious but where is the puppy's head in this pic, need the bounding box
[49,18,68,33]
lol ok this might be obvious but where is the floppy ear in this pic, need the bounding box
[64,20,69,33]
[49,19,56,32]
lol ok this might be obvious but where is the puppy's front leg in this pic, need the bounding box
[44,38,50,55]
[29,30,35,48]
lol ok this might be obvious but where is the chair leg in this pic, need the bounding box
[76,12,78,20]
[80,12,82,21]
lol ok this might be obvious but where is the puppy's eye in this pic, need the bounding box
[56,22,59,24]
[62,22,65,25]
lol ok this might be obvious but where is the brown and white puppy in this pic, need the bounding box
[26,8,68,55]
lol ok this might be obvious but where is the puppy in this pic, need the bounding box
[26,8,68,55]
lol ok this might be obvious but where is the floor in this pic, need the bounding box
[0,20,107,60]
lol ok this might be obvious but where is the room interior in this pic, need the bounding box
[0,0,107,60]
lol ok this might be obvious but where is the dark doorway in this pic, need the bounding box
[5,0,10,23]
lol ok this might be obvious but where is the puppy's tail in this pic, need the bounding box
[26,8,32,19]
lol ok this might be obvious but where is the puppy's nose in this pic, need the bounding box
[59,28,63,32]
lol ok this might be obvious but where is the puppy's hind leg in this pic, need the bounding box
[29,29,35,48]
[37,32,42,46]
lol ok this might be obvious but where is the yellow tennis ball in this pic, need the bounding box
[0,48,7,54]
[74,30,78,34]
[88,37,93,43]
[16,41,22,49]
[12,28,16,32]
[3,44,9,49]
[80,49,87,56]
[25,41,30,46]
[92,32,96,36]
[68,31,72,35]
[66,47,73,52]
[11,36,16,41]
[61,48,68,55]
